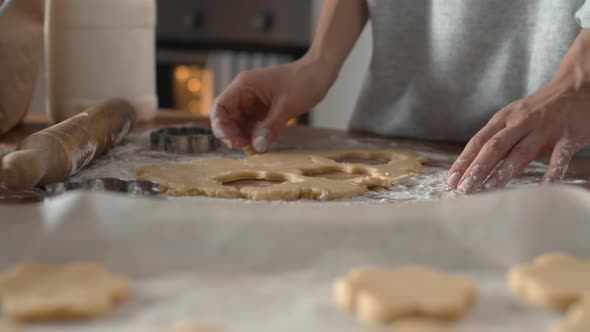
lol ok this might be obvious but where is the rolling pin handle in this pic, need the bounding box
[1,149,45,192]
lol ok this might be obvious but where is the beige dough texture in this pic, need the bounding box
[136,148,424,200]
[0,262,131,321]
[332,266,477,322]
[509,252,590,310]
[551,294,590,332]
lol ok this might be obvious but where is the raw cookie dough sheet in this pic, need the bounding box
[2,186,590,331]
[67,126,588,203]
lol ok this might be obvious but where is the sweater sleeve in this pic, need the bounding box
[576,1,590,28]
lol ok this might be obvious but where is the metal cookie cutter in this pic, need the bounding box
[44,178,161,197]
[150,126,221,154]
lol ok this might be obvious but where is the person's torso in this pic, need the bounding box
[351,0,586,144]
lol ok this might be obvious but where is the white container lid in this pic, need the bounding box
[49,0,156,27]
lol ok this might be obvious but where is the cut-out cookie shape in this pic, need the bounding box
[509,253,590,310]
[136,148,423,200]
[0,262,131,321]
[551,294,590,332]
[332,266,477,322]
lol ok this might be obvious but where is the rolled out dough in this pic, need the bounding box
[136,148,424,200]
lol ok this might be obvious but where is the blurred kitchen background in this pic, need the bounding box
[29,0,372,130]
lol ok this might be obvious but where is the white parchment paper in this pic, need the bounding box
[1,185,590,331]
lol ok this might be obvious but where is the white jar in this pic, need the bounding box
[45,0,158,123]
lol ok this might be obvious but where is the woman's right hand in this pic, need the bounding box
[210,56,336,153]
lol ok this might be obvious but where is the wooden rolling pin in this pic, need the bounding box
[1,98,136,192]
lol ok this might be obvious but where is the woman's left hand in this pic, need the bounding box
[447,82,590,194]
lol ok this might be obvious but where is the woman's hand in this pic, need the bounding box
[448,30,590,193]
[210,0,368,153]
[210,57,334,153]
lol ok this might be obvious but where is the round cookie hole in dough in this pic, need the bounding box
[328,153,391,166]
[303,167,369,181]
[220,173,288,189]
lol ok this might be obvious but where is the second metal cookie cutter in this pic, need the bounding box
[150,126,222,154]
[44,178,161,197]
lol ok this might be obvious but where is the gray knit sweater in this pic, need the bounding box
[351,0,590,147]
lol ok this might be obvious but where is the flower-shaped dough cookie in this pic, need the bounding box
[509,253,590,310]
[0,262,130,321]
[332,266,477,322]
[551,294,590,332]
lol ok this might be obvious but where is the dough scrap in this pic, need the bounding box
[509,253,590,310]
[551,294,590,332]
[136,148,424,200]
[0,262,131,321]
[332,266,477,322]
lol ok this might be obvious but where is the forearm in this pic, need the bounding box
[550,29,590,91]
[303,0,369,82]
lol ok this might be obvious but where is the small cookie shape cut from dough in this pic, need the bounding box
[136,148,424,200]
[332,266,477,322]
[550,294,590,332]
[0,262,131,321]
[509,252,590,310]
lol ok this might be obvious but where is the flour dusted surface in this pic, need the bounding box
[69,130,587,204]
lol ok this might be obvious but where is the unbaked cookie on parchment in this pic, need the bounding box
[332,265,478,323]
[509,253,590,310]
[0,261,130,321]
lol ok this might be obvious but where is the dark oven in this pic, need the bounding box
[156,0,312,124]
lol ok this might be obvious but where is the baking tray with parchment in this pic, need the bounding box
[1,185,590,332]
